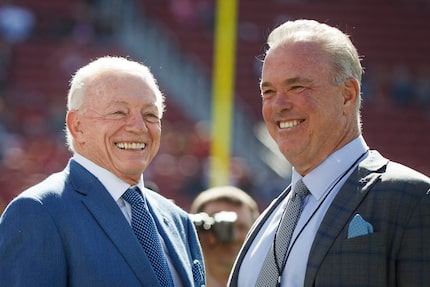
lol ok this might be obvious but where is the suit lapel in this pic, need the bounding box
[69,160,161,287]
[146,196,193,284]
[229,185,292,287]
[304,151,388,287]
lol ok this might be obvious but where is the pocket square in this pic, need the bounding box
[347,214,373,239]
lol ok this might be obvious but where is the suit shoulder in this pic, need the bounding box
[14,169,69,204]
[374,161,430,200]
[365,151,429,189]
[145,189,188,215]
[385,160,430,185]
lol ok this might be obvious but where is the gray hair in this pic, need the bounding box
[265,19,363,127]
[65,56,165,151]
[267,19,363,87]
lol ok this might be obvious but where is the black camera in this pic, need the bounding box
[190,211,238,243]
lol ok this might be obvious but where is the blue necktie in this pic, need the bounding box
[122,187,173,287]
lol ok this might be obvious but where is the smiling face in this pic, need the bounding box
[260,41,360,175]
[66,71,161,184]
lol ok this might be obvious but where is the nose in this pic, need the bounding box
[269,91,293,115]
[277,90,293,104]
[126,111,148,132]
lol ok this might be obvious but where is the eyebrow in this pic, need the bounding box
[260,77,312,89]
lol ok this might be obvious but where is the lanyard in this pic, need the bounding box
[273,150,369,286]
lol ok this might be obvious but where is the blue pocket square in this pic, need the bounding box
[347,214,373,239]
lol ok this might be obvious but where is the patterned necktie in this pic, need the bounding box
[255,179,309,287]
[122,187,173,287]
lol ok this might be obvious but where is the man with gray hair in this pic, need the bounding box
[228,19,430,287]
[0,56,205,287]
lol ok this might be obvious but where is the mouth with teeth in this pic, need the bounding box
[115,142,146,150]
[279,119,303,129]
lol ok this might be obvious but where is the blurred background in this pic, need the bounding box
[0,0,429,213]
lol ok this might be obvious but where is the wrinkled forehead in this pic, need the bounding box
[266,40,328,62]
[262,41,332,79]
[83,73,155,110]
[87,71,154,97]
[88,69,146,87]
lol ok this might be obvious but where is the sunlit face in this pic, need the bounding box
[200,201,255,275]
[67,72,162,184]
[260,42,359,175]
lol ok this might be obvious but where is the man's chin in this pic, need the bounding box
[115,167,146,182]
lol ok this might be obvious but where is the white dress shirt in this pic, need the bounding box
[238,136,369,287]
[72,153,183,287]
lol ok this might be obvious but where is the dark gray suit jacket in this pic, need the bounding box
[228,151,430,287]
[0,159,206,287]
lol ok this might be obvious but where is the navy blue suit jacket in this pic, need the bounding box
[228,151,430,286]
[0,160,205,286]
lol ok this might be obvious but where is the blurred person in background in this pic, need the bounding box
[190,186,259,287]
[0,56,205,287]
[228,19,430,287]
[0,1,35,44]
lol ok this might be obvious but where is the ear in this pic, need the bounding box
[342,78,360,111]
[66,110,85,144]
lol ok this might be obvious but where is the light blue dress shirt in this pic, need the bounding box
[238,136,369,287]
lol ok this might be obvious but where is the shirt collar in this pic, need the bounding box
[291,135,369,200]
[72,153,144,201]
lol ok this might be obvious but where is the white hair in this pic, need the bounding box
[65,56,165,151]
